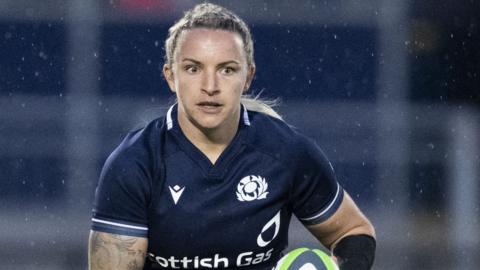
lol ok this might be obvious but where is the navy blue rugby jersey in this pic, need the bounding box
[91,104,344,270]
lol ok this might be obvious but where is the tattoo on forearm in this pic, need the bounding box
[127,260,141,270]
[89,231,147,270]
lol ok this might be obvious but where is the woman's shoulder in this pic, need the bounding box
[105,117,167,168]
[247,111,318,160]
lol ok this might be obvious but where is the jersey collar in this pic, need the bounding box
[165,103,251,178]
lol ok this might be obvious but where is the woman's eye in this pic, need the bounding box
[185,65,199,73]
[221,67,236,75]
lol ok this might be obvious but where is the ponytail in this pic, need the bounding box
[241,95,283,121]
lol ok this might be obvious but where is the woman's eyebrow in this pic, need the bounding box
[217,60,240,66]
[182,58,201,64]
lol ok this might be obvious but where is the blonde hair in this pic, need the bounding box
[241,95,283,120]
[165,3,282,120]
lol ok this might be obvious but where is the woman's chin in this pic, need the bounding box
[194,119,223,131]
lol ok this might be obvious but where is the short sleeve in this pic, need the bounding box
[91,137,152,237]
[291,137,344,226]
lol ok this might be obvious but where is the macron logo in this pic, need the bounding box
[169,185,185,205]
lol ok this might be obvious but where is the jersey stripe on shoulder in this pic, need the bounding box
[298,183,344,225]
[91,217,148,238]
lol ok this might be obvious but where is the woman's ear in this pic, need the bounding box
[163,64,176,93]
[243,64,256,93]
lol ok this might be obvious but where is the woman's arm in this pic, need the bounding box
[88,230,148,270]
[307,191,376,269]
[307,191,375,248]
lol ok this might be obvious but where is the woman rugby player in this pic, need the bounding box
[89,3,375,270]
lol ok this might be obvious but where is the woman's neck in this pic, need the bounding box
[177,110,240,165]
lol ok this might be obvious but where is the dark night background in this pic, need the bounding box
[1,0,479,269]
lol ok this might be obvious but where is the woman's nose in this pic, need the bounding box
[201,69,220,96]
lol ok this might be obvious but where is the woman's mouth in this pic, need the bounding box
[197,101,223,113]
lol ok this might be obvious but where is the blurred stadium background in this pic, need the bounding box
[1,0,479,269]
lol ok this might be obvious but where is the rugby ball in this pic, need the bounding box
[274,248,339,270]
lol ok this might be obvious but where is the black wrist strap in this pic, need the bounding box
[332,234,376,270]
